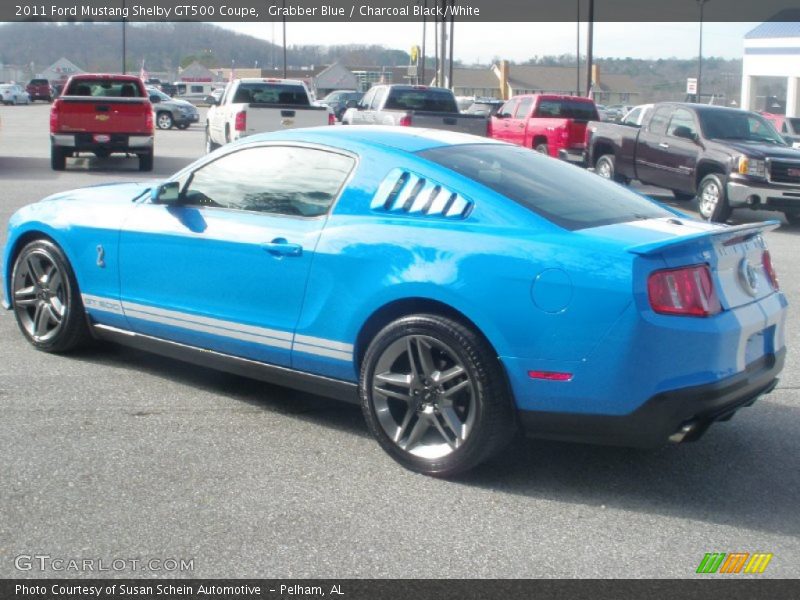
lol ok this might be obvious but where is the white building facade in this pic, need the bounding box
[741,22,800,117]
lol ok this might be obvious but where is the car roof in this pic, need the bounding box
[240,125,503,154]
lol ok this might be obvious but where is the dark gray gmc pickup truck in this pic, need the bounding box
[585,102,800,223]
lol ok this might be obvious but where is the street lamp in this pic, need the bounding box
[696,0,710,103]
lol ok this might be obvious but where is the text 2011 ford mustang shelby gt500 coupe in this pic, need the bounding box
[2,127,787,476]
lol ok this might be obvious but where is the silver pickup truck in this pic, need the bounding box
[342,84,488,137]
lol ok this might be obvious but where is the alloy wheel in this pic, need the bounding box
[13,250,68,343]
[371,334,476,460]
[699,181,720,219]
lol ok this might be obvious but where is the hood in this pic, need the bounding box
[40,182,152,205]
[710,139,800,160]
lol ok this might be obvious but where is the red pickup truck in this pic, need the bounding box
[489,94,599,162]
[49,74,154,171]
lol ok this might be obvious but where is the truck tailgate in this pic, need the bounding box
[56,97,151,133]
[242,104,330,133]
[408,112,488,136]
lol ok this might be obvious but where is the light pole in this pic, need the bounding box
[121,0,127,74]
[576,0,580,95]
[696,0,709,103]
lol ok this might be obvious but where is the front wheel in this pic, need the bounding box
[360,314,516,477]
[156,111,173,130]
[697,173,731,222]
[11,239,91,353]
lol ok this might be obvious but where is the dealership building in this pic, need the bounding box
[741,21,800,116]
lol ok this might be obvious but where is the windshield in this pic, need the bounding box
[149,89,171,101]
[418,144,671,231]
[788,118,800,135]
[233,83,309,105]
[698,110,787,145]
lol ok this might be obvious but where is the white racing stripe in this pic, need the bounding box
[82,293,352,361]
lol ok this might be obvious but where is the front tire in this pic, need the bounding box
[156,111,173,130]
[697,173,731,222]
[360,314,516,477]
[11,239,91,353]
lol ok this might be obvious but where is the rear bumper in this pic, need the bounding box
[51,133,153,152]
[519,349,784,447]
[727,179,800,211]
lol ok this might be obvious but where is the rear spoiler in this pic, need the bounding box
[627,220,781,257]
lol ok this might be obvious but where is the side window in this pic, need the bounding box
[514,97,533,119]
[497,99,519,118]
[359,88,376,109]
[621,107,641,126]
[370,87,388,110]
[667,108,698,139]
[648,106,673,135]
[781,122,788,133]
[181,146,355,218]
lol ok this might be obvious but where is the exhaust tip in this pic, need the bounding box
[669,422,697,443]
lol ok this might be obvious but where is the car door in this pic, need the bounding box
[656,108,702,193]
[117,144,356,367]
[509,96,533,147]
[634,105,673,185]
[491,98,519,142]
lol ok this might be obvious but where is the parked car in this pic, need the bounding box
[617,103,654,128]
[316,90,364,121]
[205,78,332,152]
[343,84,489,136]
[489,94,599,163]
[147,87,199,130]
[462,98,504,117]
[0,84,31,105]
[760,112,800,148]
[605,104,634,122]
[2,127,786,476]
[586,102,800,223]
[26,78,52,102]
[49,74,154,171]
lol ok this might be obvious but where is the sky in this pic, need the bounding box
[219,22,758,63]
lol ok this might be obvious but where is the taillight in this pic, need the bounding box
[486,119,492,137]
[145,109,154,132]
[647,264,721,317]
[49,101,60,133]
[234,111,246,132]
[328,112,335,125]
[762,250,779,291]
[398,114,412,127]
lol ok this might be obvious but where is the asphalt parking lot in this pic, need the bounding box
[0,103,798,579]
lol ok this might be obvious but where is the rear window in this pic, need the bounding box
[384,88,458,112]
[418,144,671,231]
[66,79,143,97]
[29,79,48,85]
[233,83,310,105]
[535,99,599,121]
[788,118,800,133]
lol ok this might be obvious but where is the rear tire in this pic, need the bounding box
[360,314,517,477]
[50,145,66,171]
[10,239,92,353]
[595,154,628,184]
[697,173,731,222]
[534,143,549,155]
[156,111,173,130]
[138,152,153,172]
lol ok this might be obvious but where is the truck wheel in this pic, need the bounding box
[205,126,219,153]
[672,190,695,202]
[534,143,549,155]
[156,112,173,130]
[360,314,516,477]
[783,211,800,227]
[50,145,66,171]
[138,152,154,172]
[697,173,732,223]
[595,154,625,183]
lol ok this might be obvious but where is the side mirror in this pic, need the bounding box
[151,182,181,205]
[672,126,697,141]
[205,95,218,106]
[149,95,161,104]
[494,112,508,119]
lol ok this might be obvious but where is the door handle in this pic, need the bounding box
[658,142,670,149]
[261,238,302,257]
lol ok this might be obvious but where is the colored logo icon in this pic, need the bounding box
[696,552,773,574]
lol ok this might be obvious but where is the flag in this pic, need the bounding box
[139,60,148,82]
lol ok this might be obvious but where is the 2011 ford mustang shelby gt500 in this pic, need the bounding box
[2,127,787,476]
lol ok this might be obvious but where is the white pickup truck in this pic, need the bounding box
[205,78,332,152]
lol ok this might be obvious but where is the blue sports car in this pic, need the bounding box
[2,127,788,476]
